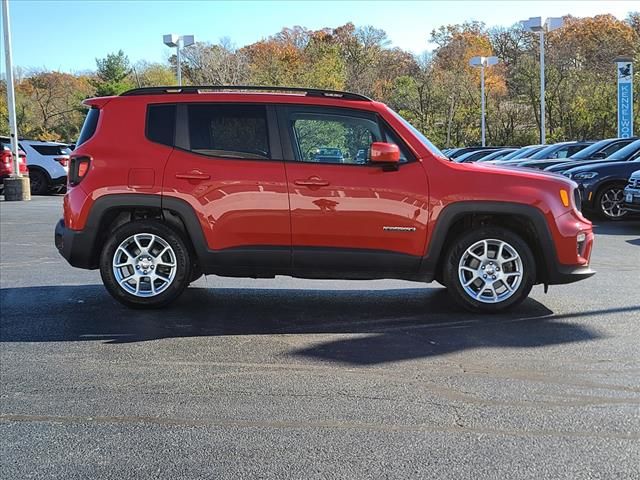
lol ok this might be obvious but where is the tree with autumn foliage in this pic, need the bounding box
[1,13,639,145]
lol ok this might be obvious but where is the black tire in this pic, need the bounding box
[443,227,536,313]
[594,183,627,221]
[29,170,49,195]
[99,220,192,308]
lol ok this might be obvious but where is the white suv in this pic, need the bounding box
[19,140,70,195]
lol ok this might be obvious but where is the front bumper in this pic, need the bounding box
[544,208,595,285]
[55,219,97,269]
[547,264,596,284]
[576,183,597,210]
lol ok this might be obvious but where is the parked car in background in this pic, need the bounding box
[623,170,640,214]
[454,148,503,163]
[520,137,636,171]
[313,147,344,163]
[487,144,545,163]
[18,140,70,195]
[564,158,640,220]
[476,148,517,162]
[545,139,640,174]
[0,138,29,193]
[498,141,593,167]
[446,146,497,159]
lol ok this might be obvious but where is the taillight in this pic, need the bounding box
[69,156,91,186]
[55,157,69,167]
[18,154,28,173]
[1,153,12,175]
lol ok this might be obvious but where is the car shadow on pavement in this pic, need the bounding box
[0,284,617,364]
[592,219,640,235]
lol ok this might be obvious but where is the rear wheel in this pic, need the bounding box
[29,170,49,195]
[443,227,535,313]
[99,220,191,308]
[595,183,627,221]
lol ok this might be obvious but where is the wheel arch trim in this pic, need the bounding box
[419,201,557,283]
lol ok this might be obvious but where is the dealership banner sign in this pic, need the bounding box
[617,61,633,138]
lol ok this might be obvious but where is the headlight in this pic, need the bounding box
[573,172,599,180]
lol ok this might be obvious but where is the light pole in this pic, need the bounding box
[163,34,195,86]
[2,0,30,200]
[470,56,499,147]
[521,16,564,144]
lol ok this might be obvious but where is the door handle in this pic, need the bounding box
[175,170,210,181]
[294,177,330,187]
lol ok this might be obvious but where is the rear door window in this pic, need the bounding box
[187,104,270,160]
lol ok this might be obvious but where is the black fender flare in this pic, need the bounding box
[67,193,207,268]
[418,201,558,283]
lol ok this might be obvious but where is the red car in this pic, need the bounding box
[55,86,594,312]
[0,137,29,192]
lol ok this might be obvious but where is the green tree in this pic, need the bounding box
[92,50,134,96]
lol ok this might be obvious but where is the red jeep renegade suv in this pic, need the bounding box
[55,86,594,312]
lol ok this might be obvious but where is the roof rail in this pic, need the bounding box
[120,85,372,101]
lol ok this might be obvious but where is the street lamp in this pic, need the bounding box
[521,16,564,144]
[469,56,499,147]
[163,34,195,86]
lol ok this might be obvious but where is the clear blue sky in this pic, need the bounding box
[3,0,638,73]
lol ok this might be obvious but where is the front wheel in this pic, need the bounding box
[443,227,536,313]
[99,220,192,308]
[595,183,627,221]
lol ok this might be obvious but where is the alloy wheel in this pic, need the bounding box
[600,187,627,219]
[112,233,177,297]
[458,238,523,304]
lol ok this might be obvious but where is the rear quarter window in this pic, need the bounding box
[146,104,177,147]
[77,108,100,146]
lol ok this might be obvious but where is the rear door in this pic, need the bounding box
[278,105,429,274]
[162,102,290,269]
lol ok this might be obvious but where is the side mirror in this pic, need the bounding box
[592,152,607,159]
[369,142,400,169]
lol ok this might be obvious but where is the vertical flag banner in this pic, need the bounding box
[617,61,633,138]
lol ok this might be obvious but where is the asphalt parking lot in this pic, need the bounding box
[1,195,639,479]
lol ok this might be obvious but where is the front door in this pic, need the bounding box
[162,102,290,269]
[278,105,429,274]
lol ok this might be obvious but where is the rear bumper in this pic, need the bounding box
[55,219,97,269]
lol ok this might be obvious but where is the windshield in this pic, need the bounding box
[504,145,544,160]
[569,139,613,160]
[501,147,529,160]
[528,144,568,160]
[388,109,445,157]
[607,139,640,160]
[480,149,515,161]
